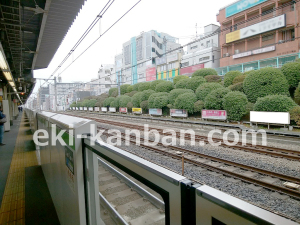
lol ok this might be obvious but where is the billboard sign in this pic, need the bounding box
[202,110,227,120]
[250,111,290,124]
[80,107,83,110]
[226,0,267,17]
[89,107,93,111]
[180,64,204,76]
[226,15,286,43]
[170,109,188,117]
[101,107,107,112]
[84,107,87,111]
[146,67,157,81]
[119,107,128,113]
[94,107,100,112]
[132,108,142,114]
[149,108,162,116]
[109,107,116,113]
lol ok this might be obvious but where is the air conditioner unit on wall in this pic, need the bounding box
[225,53,230,57]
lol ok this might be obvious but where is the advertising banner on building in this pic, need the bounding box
[149,108,162,116]
[170,109,188,117]
[233,46,276,59]
[94,107,100,112]
[156,57,166,66]
[202,110,227,120]
[146,67,157,81]
[226,0,268,17]
[132,108,142,114]
[180,64,204,76]
[226,14,286,43]
[119,107,128,113]
[84,107,87,111]
[101,107,107,112]
[89,107,93,111]
[109,107,116,113]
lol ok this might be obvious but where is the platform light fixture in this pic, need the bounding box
[0,51,8,70]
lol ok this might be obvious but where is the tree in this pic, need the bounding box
[294,82,300,105]
[204,88,231,110]
[155,81,174,92]
[280,62,300,89]
[194,100,205,113]
[127,85,134,93]
[174,92,197,113]
[131,92,143,107]
[223,91,248,121]
[204,75,222,83]
[120,84,131,95]
[195,83,223,100]
[186,76,207,91]
[173,75,189,85]
[243,67,289,103]
[175,78,190,89]
[109,88,118,96]
[192,68,217,77]
[224,71,242,87]
[150,80,166,90]
[153,96,169,108]
[253,95,297,112]
[138,82,151,91]
[133,83,141,91]
[148,92,169,108]
[140,100,149,111]
[168,89,194,104]
[87,99,97,107]
[228,82,243,92]
[125,91,138,97]
[290,106,300,126]
[95,93,109,107]
[110,99,119,108]
[140,89,155,102]
[232,74,246,84]
[119,95,131,107]
[103,97,115,107]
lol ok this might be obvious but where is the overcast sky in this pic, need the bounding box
[32,0,234,93]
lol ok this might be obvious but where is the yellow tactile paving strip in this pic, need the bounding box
[0,115,38,225]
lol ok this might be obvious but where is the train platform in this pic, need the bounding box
[0,113,60,225]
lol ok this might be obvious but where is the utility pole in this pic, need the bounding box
[117,70,121,96]
[54,76,58,112]
[163,36,168,81]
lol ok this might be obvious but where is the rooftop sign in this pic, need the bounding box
[226,0,267,17]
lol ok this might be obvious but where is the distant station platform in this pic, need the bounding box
[0,113,59,225]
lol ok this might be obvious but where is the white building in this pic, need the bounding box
[181,24,221,75]
[97,64,116,94]
[117,30,181,85]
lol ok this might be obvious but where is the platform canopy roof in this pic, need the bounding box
[0,0,86,103]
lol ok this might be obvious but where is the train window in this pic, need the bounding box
[212,217,226,225]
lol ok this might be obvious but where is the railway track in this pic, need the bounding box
[99,128,300,200]
[66,112,300,161]
[98,158,165,225]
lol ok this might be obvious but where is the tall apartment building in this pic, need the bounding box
[216,0,299,75]
[180,24,221,76]
[117,30,181,84]
[97,64,116,94]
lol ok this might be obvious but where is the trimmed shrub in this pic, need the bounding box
[148,92,169,108]
[224,71,242,87]
[280,62,300,88]
[253,95,297,112]
[194,100,205,113]
[138,82,151,91]
[175,79,190,89]
[294,82,300,105]
[127,102,133,110]
[174,92,197,113]
[150,80,166,90]
[103,97,115,107]
[153,95,169,108]
[155,81,174,92]
[196,83,223,100]
[168,89,194,104]
[131,92,143,107]
[140,100,149,111]
[133,83,141,91]
[87,99,97,107]
[186,77,207,91]
[290,106,300,126]
[246,102,254,114]
[204,88,231,110]
[223,92,248,121]
[173,75,189,85]
[127,85,134,93]
[192,68,217,77]
[167,104,173,109]
[140,89,155,102]
[95,93,109,107]
[111,90,118,97]
[120,84,131,95]
[243,70,255,76]
[204,75,221,83]
[110,99,119,108]
[233,75,246,84]
[125,91,138,97]
[109,88,118,96]
[228,82,243,92]
[243,67,289,103]
[119,95,131,107]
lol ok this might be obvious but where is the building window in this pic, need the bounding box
[124,45,131,65]
[181,62,189,67]
[190,45,198,50]
[152,48,155,52]
[136,37,143,61]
